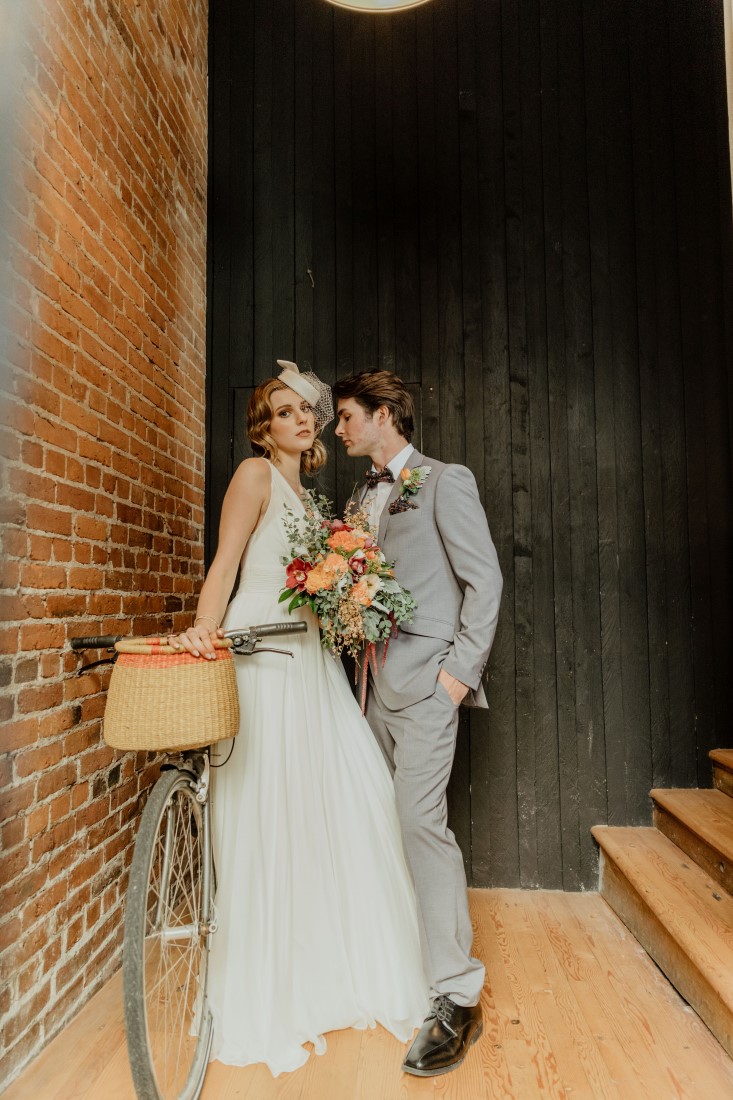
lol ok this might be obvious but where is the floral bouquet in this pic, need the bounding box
[279,494,416,705]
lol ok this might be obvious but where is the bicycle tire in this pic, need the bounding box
[124,768,214,1100]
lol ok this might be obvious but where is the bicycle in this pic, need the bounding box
[71,620,308,1100]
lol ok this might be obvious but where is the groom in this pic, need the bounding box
[333,370,502,1077]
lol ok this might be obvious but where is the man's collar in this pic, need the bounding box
[371,443,414,477]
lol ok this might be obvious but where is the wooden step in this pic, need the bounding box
[592,825,733,1059]
[651,788,733,896]
[711,749,733,798]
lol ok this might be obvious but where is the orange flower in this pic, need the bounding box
[305,553,349,594]
[323,553,349,575]
[351,528,373,546]
[305,563,331,593]
[400,467,411,482]
[326,529,370,553]
[352,575,382,606]
[351,579,372,606]
[327,530,360,553]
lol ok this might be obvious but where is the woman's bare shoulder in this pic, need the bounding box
[231,456,271,485]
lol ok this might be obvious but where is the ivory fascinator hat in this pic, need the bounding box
[276,360,334,431]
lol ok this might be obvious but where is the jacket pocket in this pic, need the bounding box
[400,614,455,642]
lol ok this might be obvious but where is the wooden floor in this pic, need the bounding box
[7,890,733,1100]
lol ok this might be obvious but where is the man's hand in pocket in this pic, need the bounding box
[437,668,469,705]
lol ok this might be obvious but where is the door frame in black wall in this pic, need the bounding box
[206,0,733,890]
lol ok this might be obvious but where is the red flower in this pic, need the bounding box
[286,558,313,592]
[349,552,368,576]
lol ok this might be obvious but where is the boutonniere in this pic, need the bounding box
[388,465,432,515]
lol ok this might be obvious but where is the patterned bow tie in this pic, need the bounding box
[365,467,395,490]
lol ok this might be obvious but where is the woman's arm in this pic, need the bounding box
[172,458,271,658]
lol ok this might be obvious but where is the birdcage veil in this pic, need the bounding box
[276,360,333,431]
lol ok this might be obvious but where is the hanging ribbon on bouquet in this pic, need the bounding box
[356,613,399,715]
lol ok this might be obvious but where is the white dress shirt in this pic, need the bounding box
[362,443,414,531]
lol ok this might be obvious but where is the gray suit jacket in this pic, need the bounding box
[351,450,503,711]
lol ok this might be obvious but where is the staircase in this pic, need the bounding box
[592,749,733,1059]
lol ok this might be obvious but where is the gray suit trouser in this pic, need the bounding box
[366,679,485,1007]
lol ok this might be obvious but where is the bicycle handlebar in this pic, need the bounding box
[70,635,123,651]
[69,622,307,655]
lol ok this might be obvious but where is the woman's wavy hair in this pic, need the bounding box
[247,378,327,476]
[332,370,414,441]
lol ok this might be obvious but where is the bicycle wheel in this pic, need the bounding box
[124,767,214,1100]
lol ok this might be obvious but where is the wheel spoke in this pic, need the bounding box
[125,772,211,1100]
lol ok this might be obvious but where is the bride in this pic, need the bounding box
[171,361,428,1076]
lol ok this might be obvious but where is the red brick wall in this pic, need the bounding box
[0,0,208,1085]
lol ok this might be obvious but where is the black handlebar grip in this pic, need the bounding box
[255,621,308,637]
[70,635,123,650]
[225,621,308,638]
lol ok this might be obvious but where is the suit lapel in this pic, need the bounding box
[378,450,424,545]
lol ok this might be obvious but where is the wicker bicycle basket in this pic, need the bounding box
[103,637,240,752]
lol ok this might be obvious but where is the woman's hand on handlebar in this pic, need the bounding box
[169,623,223,660]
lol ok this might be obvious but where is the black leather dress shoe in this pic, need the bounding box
[402,995,483,1077]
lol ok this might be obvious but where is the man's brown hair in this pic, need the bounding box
[332,370,414,442]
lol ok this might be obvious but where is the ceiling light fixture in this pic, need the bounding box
[322,0,433,13]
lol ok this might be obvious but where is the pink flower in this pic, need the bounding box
[286,558,312,592]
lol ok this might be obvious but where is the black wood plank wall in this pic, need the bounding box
[207,0,733,889]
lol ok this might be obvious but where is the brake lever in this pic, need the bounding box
[230,641,295,658]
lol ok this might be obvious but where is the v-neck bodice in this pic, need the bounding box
[268,461,307,509]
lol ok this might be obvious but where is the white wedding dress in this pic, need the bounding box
[207,461,428,1075]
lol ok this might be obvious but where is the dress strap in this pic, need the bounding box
[267,462,306,511]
